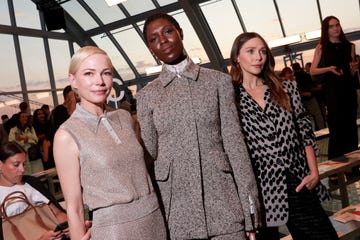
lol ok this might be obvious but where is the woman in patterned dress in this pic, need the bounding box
[230,32,338,240]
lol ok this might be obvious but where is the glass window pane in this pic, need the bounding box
[320,0,360,32]
[169,10,209,64]
[0,0,10,25]
[62,1,98,30]
[19,36,50,90]
[13,0,41,29]
[0,94,23,118]
[49,39,71,89]
[92,34,135,81]
[354,39,360,56]
[200,0,243,60]
[28,91,54,111]
[0,34,21,91]
[85,1,126,25]
[122,0,155,16]
[157,0,177,6]
[111,25,157,75]
[235,0,283,41]
[277,0,320,36]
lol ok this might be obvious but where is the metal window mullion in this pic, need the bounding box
[8,0,28,104]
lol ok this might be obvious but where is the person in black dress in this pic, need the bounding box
[310,16,359,166]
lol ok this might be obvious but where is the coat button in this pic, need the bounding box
[268,134,276,141]
[276,159,284,165]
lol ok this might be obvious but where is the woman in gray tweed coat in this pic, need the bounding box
[136,13,260,240]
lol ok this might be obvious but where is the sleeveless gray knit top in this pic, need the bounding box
[60,104,154,211]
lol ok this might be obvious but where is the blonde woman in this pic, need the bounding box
[54,46,166,240]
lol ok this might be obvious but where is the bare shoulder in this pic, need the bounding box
[54,128,72,144]
[53,128,77,153]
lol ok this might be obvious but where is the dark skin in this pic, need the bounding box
[146,18,187,65]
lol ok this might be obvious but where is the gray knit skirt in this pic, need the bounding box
[91,192,167,239]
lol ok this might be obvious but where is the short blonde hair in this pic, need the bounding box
[69,46,112,75]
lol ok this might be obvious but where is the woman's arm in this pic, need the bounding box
[27,127,38,144]
[54,129,86,240]
[218,75,261,231]
[295,145,320,192]
[136,92,158,159]
[350,44,358,76]
[310,44,340,76]
[8,127,17,142]
[285,81,320,192]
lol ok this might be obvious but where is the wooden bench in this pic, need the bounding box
[32,168,63,200]
[318,150,360,208]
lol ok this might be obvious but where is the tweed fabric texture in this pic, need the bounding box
[137,59,260,239]
[60,105,166,239]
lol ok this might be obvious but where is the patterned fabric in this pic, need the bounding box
[238,80,329,226]
[137,58,259,239]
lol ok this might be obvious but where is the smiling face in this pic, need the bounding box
[0,153,26,187]
[237,37,267,78]
[69,53,113,109]
[146,18,186,64]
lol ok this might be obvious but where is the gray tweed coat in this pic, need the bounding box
[136,59,260,239]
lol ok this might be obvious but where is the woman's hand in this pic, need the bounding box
[40,230,62,240]
[328,66,343,75]
[80,220,92,240]
[296,171,320,192]
[246,231,256,240]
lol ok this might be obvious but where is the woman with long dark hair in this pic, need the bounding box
[230,32,338,240]
[310,16,358,161]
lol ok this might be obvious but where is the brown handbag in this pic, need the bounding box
[1,191,59,240]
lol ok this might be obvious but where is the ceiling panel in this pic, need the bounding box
[122,0,156,16]
[85,1,126,25]
[62,0,98,30]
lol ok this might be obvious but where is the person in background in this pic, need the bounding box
[137,13,260,240]
[0,141,70,240]
[305,62,312,74]
[4,102,29,134]
[292,62,325,130]
[33,108,53,169]
[54,46,167,240]
[0,124,8,146]
[279,66,295,81]
[1,114,9,124]
[230,32,338,240]
[305,62,327,122]
[8,112,39,174]
[41,104,51,122]
[50,85,77,135]
[310,16,359,174]
[0,115,9,146]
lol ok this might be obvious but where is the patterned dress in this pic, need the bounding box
[238,80,329,227]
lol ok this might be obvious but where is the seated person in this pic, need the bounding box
[0,141,69,240]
